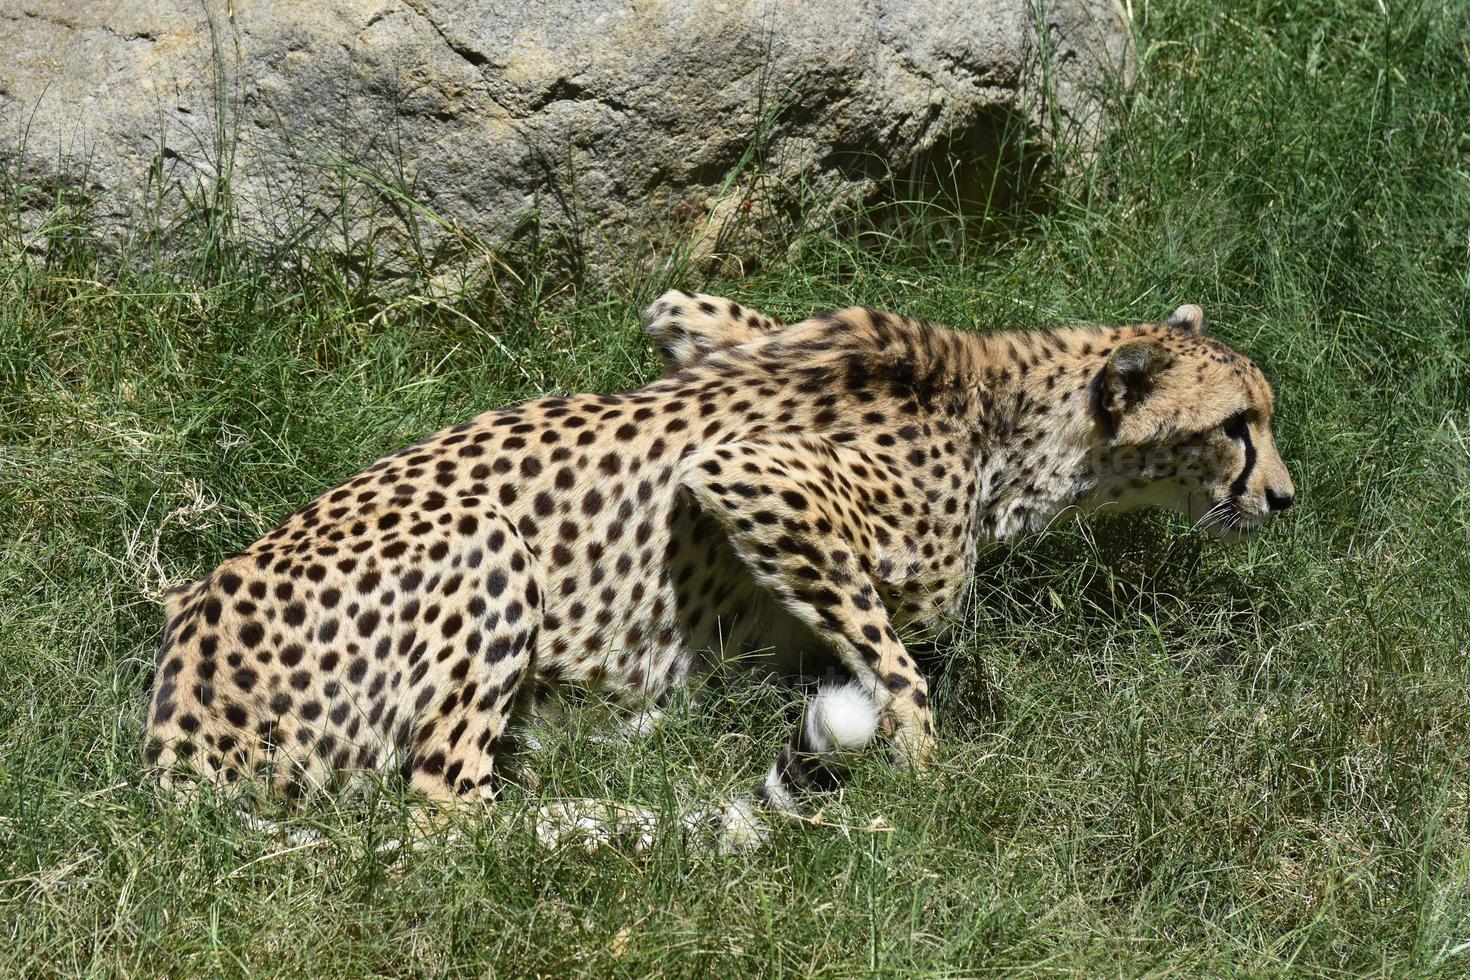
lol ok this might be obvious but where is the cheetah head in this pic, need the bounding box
[1083,304,1295,540]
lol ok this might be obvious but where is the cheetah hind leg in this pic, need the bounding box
[385,551,658,850]
[364,643,668,850]
[644,289,785,372]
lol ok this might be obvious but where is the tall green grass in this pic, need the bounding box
[2,1,1468,974]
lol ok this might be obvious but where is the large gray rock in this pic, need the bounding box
[1,0,1132,277]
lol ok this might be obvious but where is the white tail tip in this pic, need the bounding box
[808,682,879,754]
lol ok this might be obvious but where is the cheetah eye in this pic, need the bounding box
[1221,411,1249,441]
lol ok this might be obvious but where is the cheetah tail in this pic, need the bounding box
[757,681,880,813]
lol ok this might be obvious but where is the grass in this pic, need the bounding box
[3,0,1469,974]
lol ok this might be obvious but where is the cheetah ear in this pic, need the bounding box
[1166,304,1204,333]
[1098,337,1172,432]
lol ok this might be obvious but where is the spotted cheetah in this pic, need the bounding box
[146,291,1294,838]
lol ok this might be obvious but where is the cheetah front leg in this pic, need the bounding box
[644,289,785,372]
[679,434,938,784]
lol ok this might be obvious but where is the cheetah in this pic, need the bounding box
[146,291,1294,840]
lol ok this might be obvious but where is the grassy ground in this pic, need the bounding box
[3,1,1469,975]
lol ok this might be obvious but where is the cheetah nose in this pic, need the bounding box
[1265,488,1294,512]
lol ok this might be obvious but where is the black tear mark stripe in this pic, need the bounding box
[1230,425,1257,498]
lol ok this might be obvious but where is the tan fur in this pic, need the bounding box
[145,291,1293,809]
